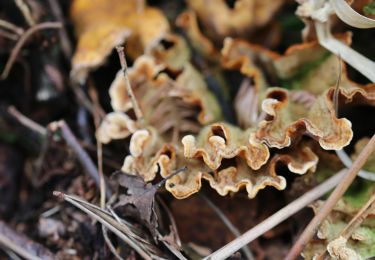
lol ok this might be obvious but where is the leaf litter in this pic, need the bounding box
[0,0,375,259]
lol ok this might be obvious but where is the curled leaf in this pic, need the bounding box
[107,55,221,141]
[182,123,269,170]
[96,112,138,144]
[255,85,375,150]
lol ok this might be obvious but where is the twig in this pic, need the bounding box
[316,192,375,260]
[285,133,375,260]
[7,106,47,136]
[0,28,19,41]
[155,166,188,189]
[49,120,111,198]
[47,0,73,59]
[0,221,55,260]
[204,169,347,260]
[14,0,36,26]
[0,19,24,35]
[1,22,62,79]
[70,82,96,116]
[340,192,375,239]
[102,225,124,260]
[200,194,254,260]
[115,46,145,126]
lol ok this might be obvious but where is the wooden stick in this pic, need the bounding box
[49,120,112,198]
[285,133,375,260]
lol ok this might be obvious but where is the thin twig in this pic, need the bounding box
[115,46,145,126]
[49,120,111,198]
[47,0,73,59]
[200,194,254,260]
[1,22,62,79]
[155,166,188,189]
[14,0,36,26]
[340,192,375,239]
[204,169,347,260]
[7,106,47,135]
[0,19,24,35]
[70,82,97,117]
[0,28,19,41]
[285,133,375,260]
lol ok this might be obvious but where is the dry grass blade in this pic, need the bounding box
[330,0,375,28]
[315,21,375,82]
[54,191,166,260]
[204,169,347,260]
[285,133,375,260]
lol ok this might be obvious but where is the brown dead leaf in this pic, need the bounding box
[115,172,159,233]
[182,122,269,171]
[256,85,375,150]
[121,122,318,199]
[97,54,221,144]
[70,0,170,83]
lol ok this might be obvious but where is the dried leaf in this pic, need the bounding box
[115,172,159,233]
[121,124,318,199]
[182,122,269,171]
[103,54,221,142]
[256,85,375,150]
[70,0,170,83]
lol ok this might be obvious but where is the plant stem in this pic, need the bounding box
[115,46,145,126]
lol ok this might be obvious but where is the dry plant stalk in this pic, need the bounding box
[115,46,145,126]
